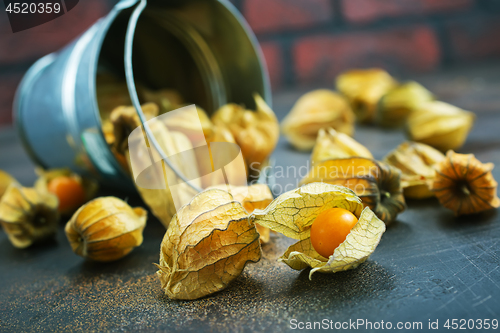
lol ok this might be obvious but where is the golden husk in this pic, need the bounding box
[65,197,147,262]
[336,68,398,123]
[251,183,386,279]
[406,101,475,152]
[376,81,434,127]
[212,94,279,176]
[432,151,500,216]
[0,184,59,248]
[383,142,445,199]
[300,158,406,225]
[311,127,373,165]
[281,89,355,151]
[156,189,261,300]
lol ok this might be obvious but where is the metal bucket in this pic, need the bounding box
[14,0,271,190]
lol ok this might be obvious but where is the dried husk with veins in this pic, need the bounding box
[156,189,261,300]
[281,89,355,151]
[384,142,445,199]
[207,184,274,243]
[65,197,147,262]
[251,183,386,279]
[0,183,59,248]
[301,158,406,225]
[311,127,373,165]
[432,151,500,216]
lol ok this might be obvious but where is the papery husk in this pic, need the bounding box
[0,170,19,199]
[251,183,385,279]
[376,81,434,128]
[197,125,246,190]
[300,158,406,225]
[109,103,160,154]
[65,197,147,262]
[384,142,445,199]
[142,88,184,114]
[126,123,201,229]
[208,184,273,243]
[406,101,475,152]
[212,94,279,176]
[432,151,500,216]
[311,127,373,165]
[109,103,200,228]
[0,184,59,248]
[34,168,99,215]
[336,68,398,123]
[156,189,261,300]
[163,106,214,142]
[281,90,355,151]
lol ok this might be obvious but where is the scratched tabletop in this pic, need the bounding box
[0,64,499,332]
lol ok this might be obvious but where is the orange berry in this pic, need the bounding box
[47,176,86,214]
[310,208,358,258]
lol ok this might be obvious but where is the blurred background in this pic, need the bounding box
[1,0,500,126]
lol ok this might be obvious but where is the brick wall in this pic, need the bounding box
[1,0,500,127]
[234,0,500,89]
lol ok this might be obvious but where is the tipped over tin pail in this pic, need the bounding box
[14,0,271,190]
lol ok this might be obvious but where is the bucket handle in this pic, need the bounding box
[124,0,203,193]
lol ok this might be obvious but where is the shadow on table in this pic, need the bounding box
[289,261,395,302]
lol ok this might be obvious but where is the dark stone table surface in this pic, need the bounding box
[0,63,499,332]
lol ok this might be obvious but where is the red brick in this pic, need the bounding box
[260,42,283,90]
[0,0,109,64]
[343,0,473,24]
[0,73,23,126]
[243,0,333,34]
[447,16,500,62]
[293,26,441,85]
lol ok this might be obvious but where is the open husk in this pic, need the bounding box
[311,127,373,165]
[251,183,386,279]
[281,90,355,151]
[156,189,261,300]
[384,142,445,199]
[301,158,406,225]
[0,184,59,248]
[34,168,98,215]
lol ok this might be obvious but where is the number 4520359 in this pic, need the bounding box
[5,2,61,14]
[444,319,498,330]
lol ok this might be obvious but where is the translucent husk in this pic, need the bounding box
[251,183,386,279]
[65,197,147,262]
[311,127,373,165]
[0,184,59,248]
[406,101,475,152]
[336,68,398,124]
[383,142,445,199]
[281,89,355,151]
